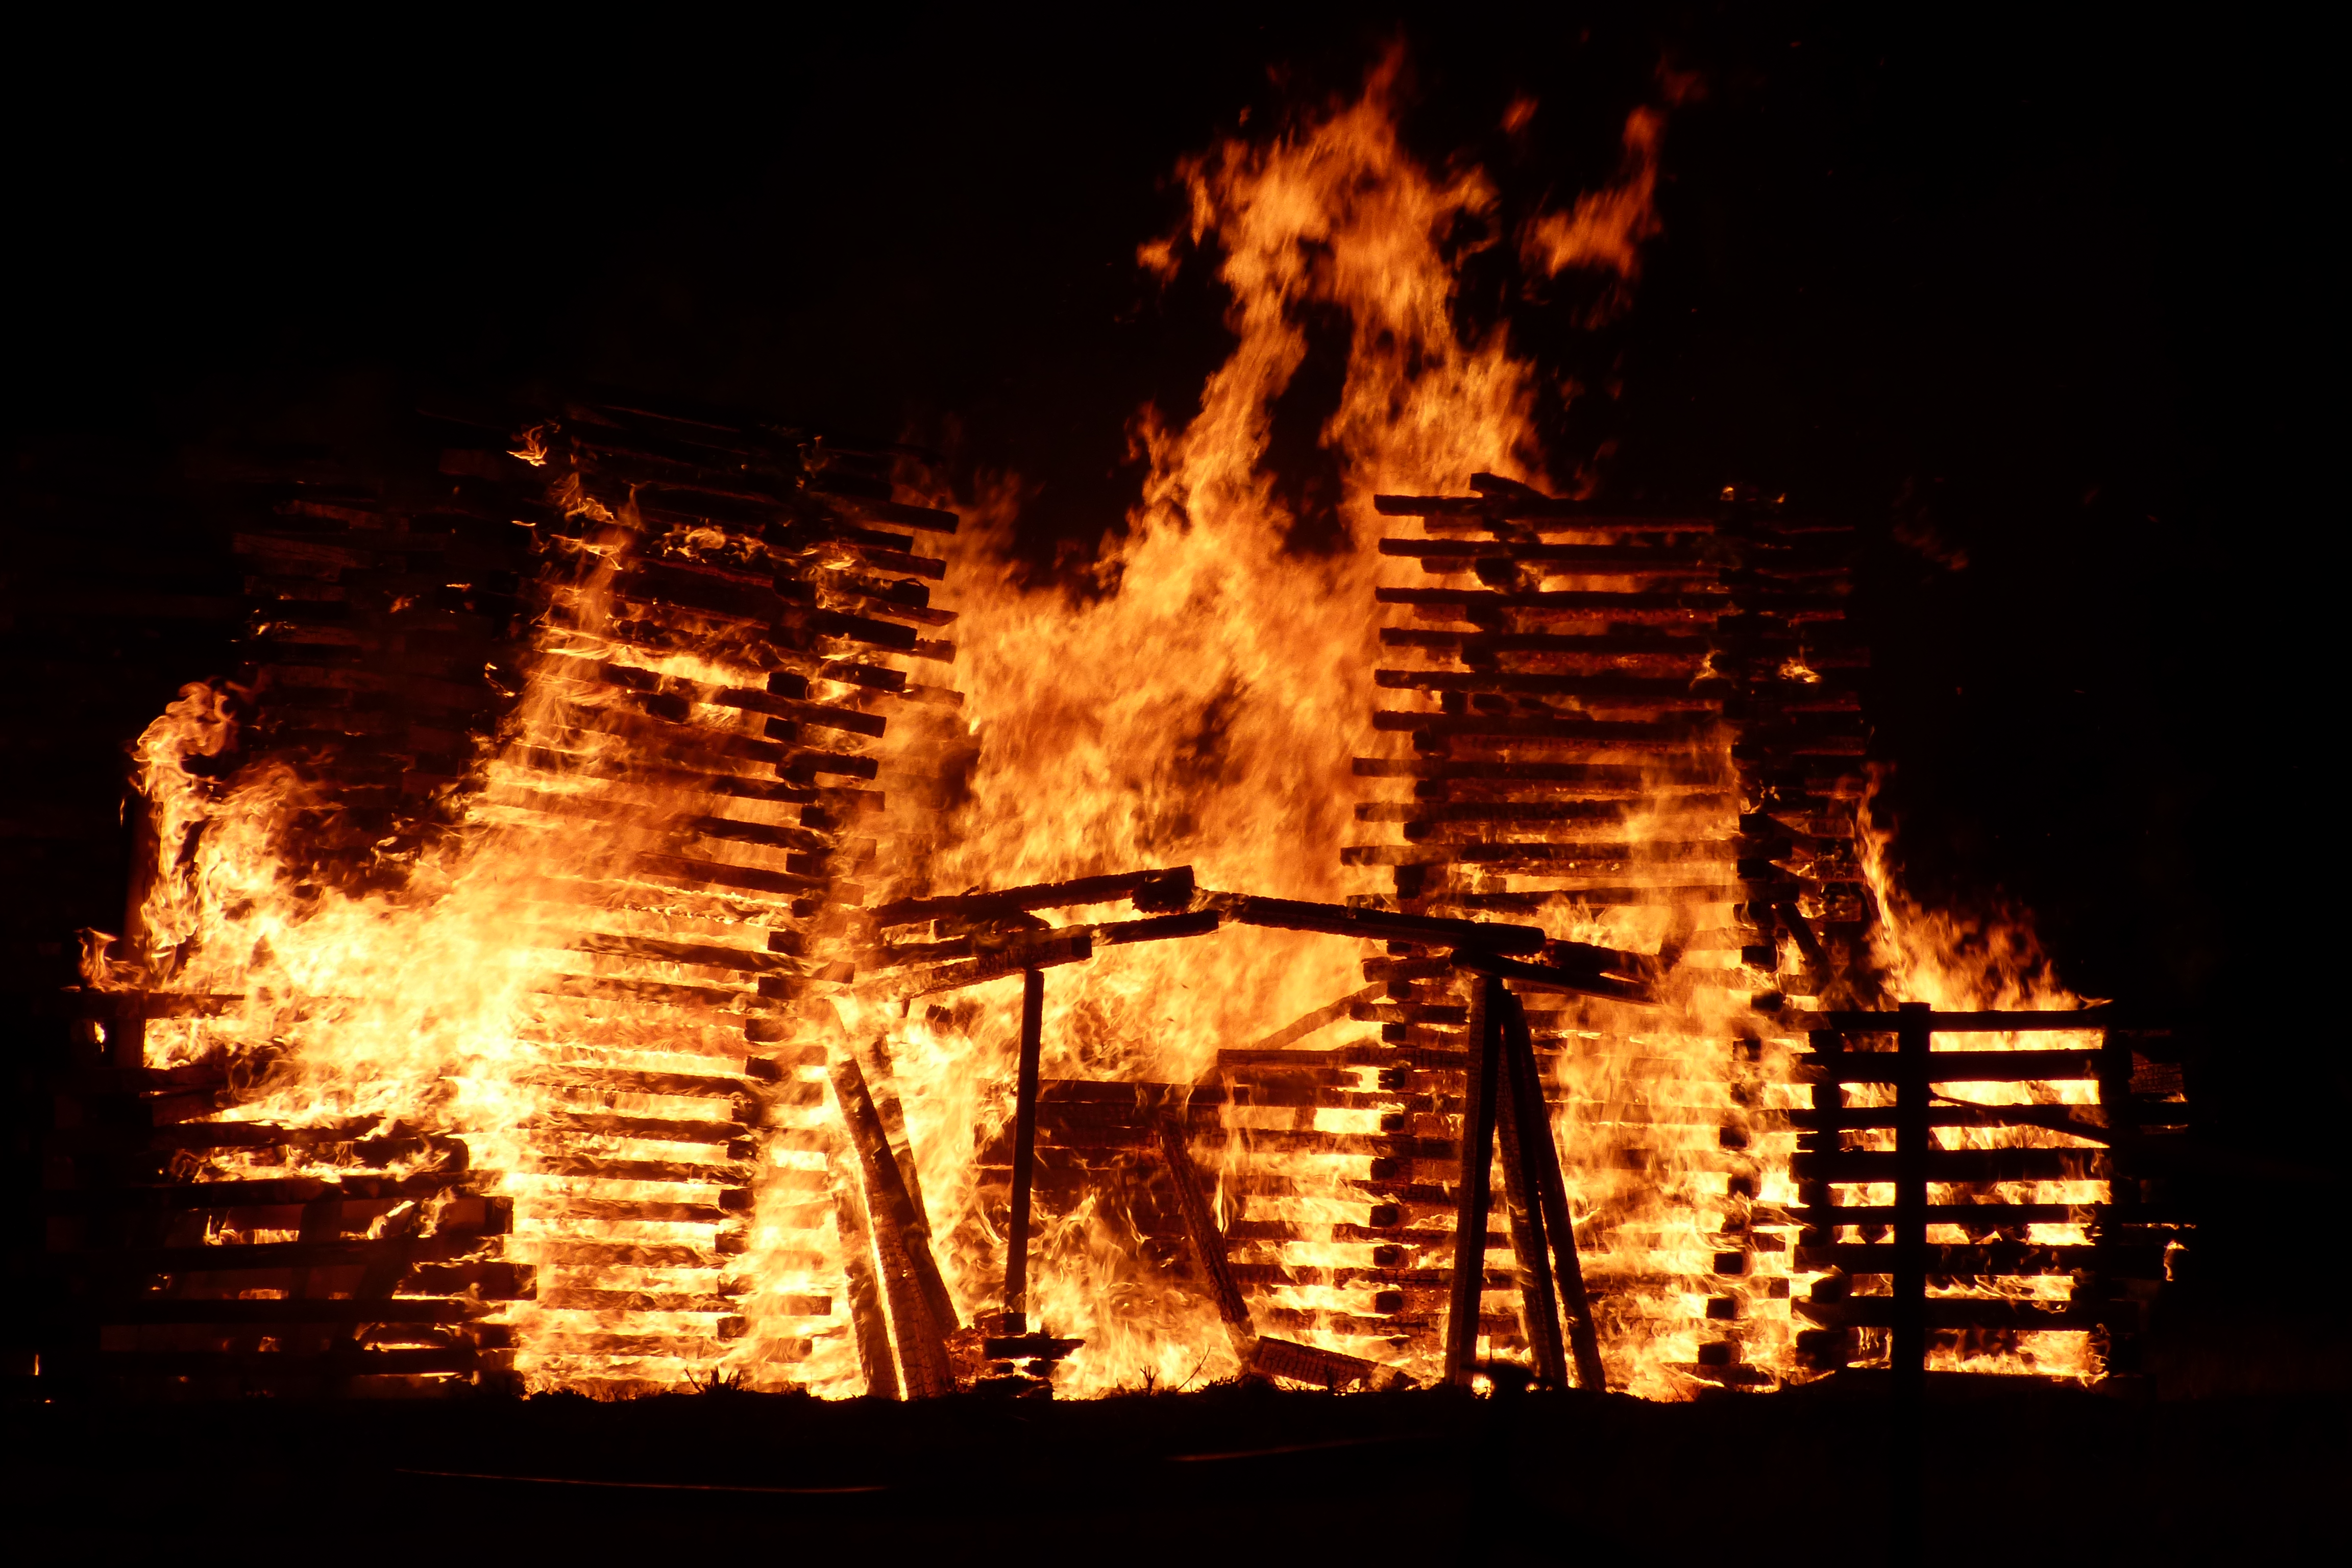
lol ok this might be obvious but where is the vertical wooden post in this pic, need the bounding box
[1892,1001,1931,1395]
[1003,966,1046,1334]
[1504,993,1607,1393]
[1800,1024,1851,1371]
[1444,971,1503,1384]
[1493,992,1568,1388]
[1892,1001,1931,1559]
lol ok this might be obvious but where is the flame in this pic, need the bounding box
[1848,770,2113,1380]
[88,47,2127,1401]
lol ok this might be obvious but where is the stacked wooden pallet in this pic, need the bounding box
[36,448,535,1394]
[449,404,967,1396]
[1790,1006,2192,1379]
[34,401,972,1396]
[1307,478,1870,1390]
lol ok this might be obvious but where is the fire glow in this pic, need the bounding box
[69,59,2178,1402]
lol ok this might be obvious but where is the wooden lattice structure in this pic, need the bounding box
[33,401,970,1395]
[22,450,2188,1399]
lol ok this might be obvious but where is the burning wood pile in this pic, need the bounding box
[42,401,970,1394]
[21,61,2196,1407]
[27,406,2189,1401]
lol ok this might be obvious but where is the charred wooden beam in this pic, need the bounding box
[1206,892,1547,954]
[1372,489,1717,529]
[896,933,1093,998]
[1802,1049,2108,1084]
[1002,966,1047,1336]
[1449,949,1657,1006]
[1155,1111,1253,1344]
[1248,1336,1401,1390]
[1492,993,1567,1389]
[1503,993,1607,1393]
[1237,985,1387,1056]
[829,1052,957,1395]
[869,866,1196,928]
[1444,973,1504,1384]
[824,1133,900,1400]
[1814,1007,2119,1032]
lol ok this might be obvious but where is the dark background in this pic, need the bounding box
[5,11,2333,1314]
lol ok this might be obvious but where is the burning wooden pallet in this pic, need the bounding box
[28,446,2189,1401]
[36,400,971,1397]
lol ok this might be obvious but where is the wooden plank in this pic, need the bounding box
[895,934,1093,998]
[1372,492,1716,528]
[1378,539,1716,570]
[1791,1149,2109,1183]
[1492,995,1567,1388]
[1375,670,1731,699]
[828,1053,955,1396]
[1444,974,1503,1384]
[1379,628,1713,656]
[1248,1336,1398,1389]
[1450,949,1655,1006]
[1155,1112,1253,1339]
[1803,1050,2108,1083]
[823,1135,899,1400]
[1376,587,1730,614]
[1352,757,1717,786]
[1209,892,1547,954]
[1371,713,1710,744]
[1799,1297,2128,1331]
[868,865,1195,927]
[1816,1009,2118,1032]
[1002,967,1048,1336]
[1505,992,1606,1393]
[91,1297,480,1325]
[1794,1243,2164,1276]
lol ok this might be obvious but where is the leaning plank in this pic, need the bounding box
[1154,1110,1253,1343]
[1492,1003,1569,1389]
[1245,985,1388,1052]
[1504,994,1608,1393]
[828,1053,957,1395]
[1250,1336,1398,1390]
[823,1132,900,1400]
[1444,974,1504,1384]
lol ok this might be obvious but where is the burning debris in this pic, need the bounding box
[30,62,2188,1404]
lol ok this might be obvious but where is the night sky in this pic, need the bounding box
[5,13,2329,1282]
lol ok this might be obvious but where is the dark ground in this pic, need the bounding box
[5,1378,2342,1564]
[3,0,2340,1464]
